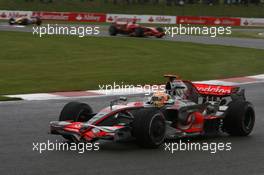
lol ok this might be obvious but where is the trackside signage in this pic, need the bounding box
[32,11,69,20]
[177,16,241,26]
[0,10,32,19]
[33,11,106,22]
[106,14,176,24]
[1,10,264,26]
[241,18,264,27]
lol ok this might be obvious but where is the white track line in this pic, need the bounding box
[5,74,264,101]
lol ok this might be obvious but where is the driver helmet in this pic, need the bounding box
[127,18,138,26]
[171,80,188,99]
[131,18,137,24]
[150,91,171,107]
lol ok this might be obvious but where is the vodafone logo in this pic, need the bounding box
[197,86,231,94]
[194,84,233,95]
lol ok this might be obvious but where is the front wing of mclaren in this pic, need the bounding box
[50,121,130,142]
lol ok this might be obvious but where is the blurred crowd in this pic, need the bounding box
[24,0,263,5]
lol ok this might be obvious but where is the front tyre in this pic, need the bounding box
[156,27,164,38]
[109,25,118,36]
[135,27,144,37]
[9,18,15,25]
[223,101,255,136]
[35,17,42,26]
[59,102,94,141]
[132,109,166,148]
[156,27,164,33]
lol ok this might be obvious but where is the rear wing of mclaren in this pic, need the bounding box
[192,83,239,97]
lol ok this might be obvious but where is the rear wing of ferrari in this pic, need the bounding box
[193,83,239,97]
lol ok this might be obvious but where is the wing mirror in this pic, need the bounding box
[110,97,128,110]
[119,97,127,101]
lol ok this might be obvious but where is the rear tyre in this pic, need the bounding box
[109,25,118,36]
[223,101,255,136]
[132,109,166,148]
[59,102,93,141]
[135,27,144,37]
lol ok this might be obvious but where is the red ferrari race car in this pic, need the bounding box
[50,75,255,148]
[9,16,42,26]
[108,21,165,38]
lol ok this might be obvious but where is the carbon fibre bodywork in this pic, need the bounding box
[9,16,42,26]
[108,22,165,38]
[50,80,255,147]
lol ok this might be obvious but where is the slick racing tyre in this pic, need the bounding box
[135,27,144,37]
[156,27,164,33]
[156,27,164,38]
[35,17,42,26]
[132,109,166,148]
[9,18,15,25]
[109,25,118,36]
[223,100,255,136]
[59,102,94,141]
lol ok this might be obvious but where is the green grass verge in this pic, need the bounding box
[0,31,264,95]
[0,96,22,101]
[1,1,264,17]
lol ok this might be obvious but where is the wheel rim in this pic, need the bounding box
[77,109,90,122]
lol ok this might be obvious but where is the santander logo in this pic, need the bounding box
[76,14,82,20]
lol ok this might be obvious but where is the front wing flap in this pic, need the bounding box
[50,121,129,142]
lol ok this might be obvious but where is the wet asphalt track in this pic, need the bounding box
[0,23,263,49]
[0,22,264,174]
[0,83,264,175]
